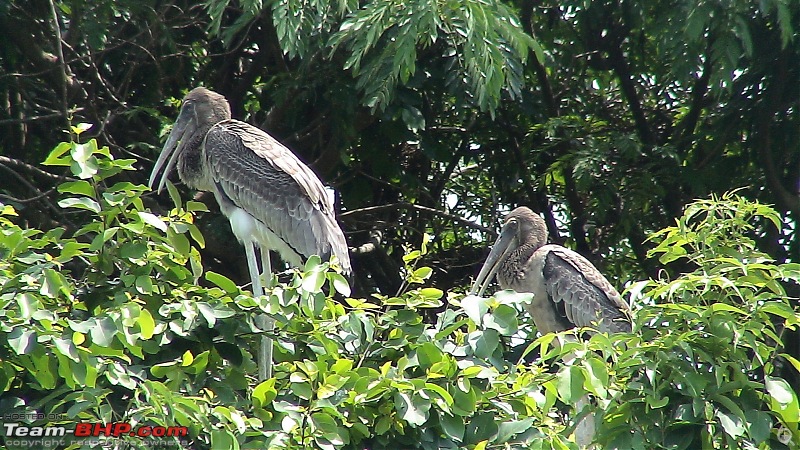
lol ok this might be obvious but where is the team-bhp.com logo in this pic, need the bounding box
[3,421,188,447]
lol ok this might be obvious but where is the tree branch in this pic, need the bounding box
[756,51,800,218]
[606,44,654,147]
[674,40,712,153]
[430,114,476,200]
[339,202,496,236]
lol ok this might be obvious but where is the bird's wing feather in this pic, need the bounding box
[539,245,631,333]
[202,119,350,272]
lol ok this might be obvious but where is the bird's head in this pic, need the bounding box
[504,207,547,249]
[469,206,548,296]
[149,87,232,193]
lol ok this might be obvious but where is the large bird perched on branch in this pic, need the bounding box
[469,206,631,448]
[149,87,351,381]
[470,206,631,333]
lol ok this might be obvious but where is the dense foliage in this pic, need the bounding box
[0,128,798,449]
[2,0,798,292]
[1,0,799,448]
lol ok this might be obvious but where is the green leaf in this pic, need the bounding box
[402,250,421,263]
[413,266,433,280]
[716,410,745,438]
[766,376,795,405]
[556,365,585,404]
[167,226,190,255]
[186,350,210,374]
[58,197,101,213]
[89,316,117,347]
[419,287,443,300]
[761,301,798,325]
[582,358,609,398]
[302,269,326,293]
[150,361,177,378]
[483,304,518,335]
[395,391,430,426]
[439,412,465,442]
[425,383,454,409]
[138,211,167,232]
[120,242,147,260]
[58,180,96,197]
[461,295,489,325]
[467,329,499,359]
[135,275,153,295]
[188,224,205,248]
[452,385,477,416]
[311,411,347,445]
[8,328,37,355]
[329,272,351,297]
[138,309,156,339]
[206,271,239,293]
[30,350,56,389]
[42,142,72,166]
[416,342,443,369]
[70,140,99,179]
[210,430,239,450]
[17,293,40,319]
[71,123,93,135]
[198,302,217,327]
[40,269,68,299]
[304,254,323,271]
[186,200,209,212]
[745,410,772,443]
[54,337,80,362]
[165,180,182,209]
[766,376,800,424]
[492,290,534,306]
[252,379,277,409]
[495,418,535,444]
[465,412,498,445]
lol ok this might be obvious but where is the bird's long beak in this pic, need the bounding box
[149,108,193,194]
[469,221,518,296]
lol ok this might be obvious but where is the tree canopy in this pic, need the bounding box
[0,0,799,449]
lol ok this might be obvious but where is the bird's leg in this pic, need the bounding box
[260,247,273,286]
[564,345,595,449]
[256,247,275,381]
[575,393,595,449]
[245,242,272,381]
[245,241,263,297]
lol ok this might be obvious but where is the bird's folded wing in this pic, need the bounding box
[202,119,349,269]
[540,246,631,333]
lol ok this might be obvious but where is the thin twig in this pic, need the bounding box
[0,162,73,228]
[48,0,69,125]
[340,202,496,236]
[0,156,77,183]
[0,188,57,204]
[0,108,84,126]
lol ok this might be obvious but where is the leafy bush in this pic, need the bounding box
[605,194,800,449]
[0,135,798,449]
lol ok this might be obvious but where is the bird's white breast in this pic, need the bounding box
[227,206,304,268]
[521,249,570,334]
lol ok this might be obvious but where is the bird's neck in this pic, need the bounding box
[177,126,213,190]
[500,240,541,284]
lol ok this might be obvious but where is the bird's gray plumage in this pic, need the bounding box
[470,206,631,334]
[149,87,351,274]
[469,206,631,448]
[149,87,351,381]
[204,120,350,271]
